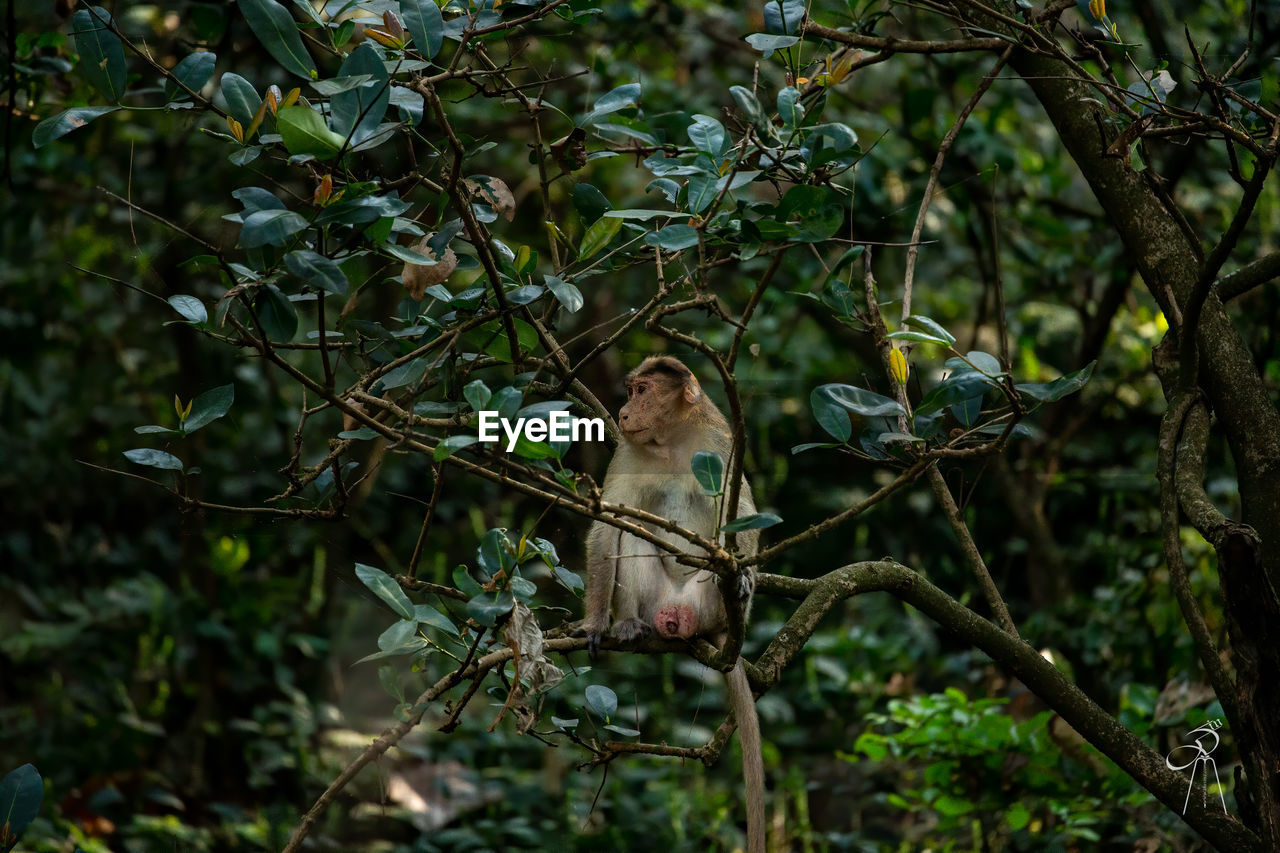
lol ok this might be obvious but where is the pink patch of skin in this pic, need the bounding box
[653,605,697,639]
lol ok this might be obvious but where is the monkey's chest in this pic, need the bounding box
[634,481,718,539]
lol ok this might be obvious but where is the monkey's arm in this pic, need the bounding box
[577,518,617,658]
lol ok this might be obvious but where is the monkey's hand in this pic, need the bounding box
[735,569,756,601]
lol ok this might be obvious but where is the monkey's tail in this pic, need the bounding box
[727,660,765,853]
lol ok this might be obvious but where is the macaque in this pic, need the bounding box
[578,355,765,853]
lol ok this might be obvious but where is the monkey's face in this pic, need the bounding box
[618,374,686,446]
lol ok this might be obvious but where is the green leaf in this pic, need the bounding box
[253,284,298,342]
[688,114,726,157]
[231,186,284,214]
[331,44,390,147]
[810,386,853,442]
[730,85,766,128]
[377,619,419,651]
[0,763,43,849]
[572,183,611,225]
[777,185,844,242]
[413,603,459,636]
[239,209,308,248]
[338,427,380,440]
[380,357,427,391]
[464,380,492,413]
[1006,802,1031,831]
[645,224,699,251]
[354,562,415,619]
[885,330,949,345]
[816,383,906,418]
[578,215,622,260]
[184,384,234,432]
[933,795,974,817]
[763,0,805,34]
[285,250,348,295]
[400,0,444,60]
[962,350,1003,376]
[452,565,484,598]
[721,512,782,533]
[583,82,641,125]
[466,590,514,627]
[916,372,994,417]
[434,434,478,461]
[491,387,523,421]
[167,295,207,324]
[276,105,346,159]
[544,274,583,313]
[353,637,428,664]
[220,73,260,125]
[691,450,724,495]
[601,209,679,221]
[72,7,126,103]
[506,284,543,305]
[903,315,957,345]
[236,0,317,80]
[1016,361,1096,402]
[790,441,841,454]
[745,33,800,55]
[310,75,373,96]
[686,173,717,214]
[32,106,120,147]
[585,684,618,720]
[604,724,641,737]
[777,86,803,127]
[166,51,217,101]
[478,529,514,577]
[124,448,184,470]
[383,242,437,265]
[511,435,560,460]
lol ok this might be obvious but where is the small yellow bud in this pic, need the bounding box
[889,346,909,386]
[281,87,301,109]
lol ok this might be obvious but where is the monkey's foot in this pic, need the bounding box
[571,622,606,659]
[735,572,755,601]
[612,618,651,644]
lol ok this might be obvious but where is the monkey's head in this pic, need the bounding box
[618,356,703,446]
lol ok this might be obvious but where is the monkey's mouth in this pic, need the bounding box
[621,427,660,445]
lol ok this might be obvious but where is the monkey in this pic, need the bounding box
[576,355,765,853]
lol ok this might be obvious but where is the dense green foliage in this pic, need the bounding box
[3,1,1277,851]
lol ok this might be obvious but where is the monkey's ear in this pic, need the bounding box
[683,376,702,405]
